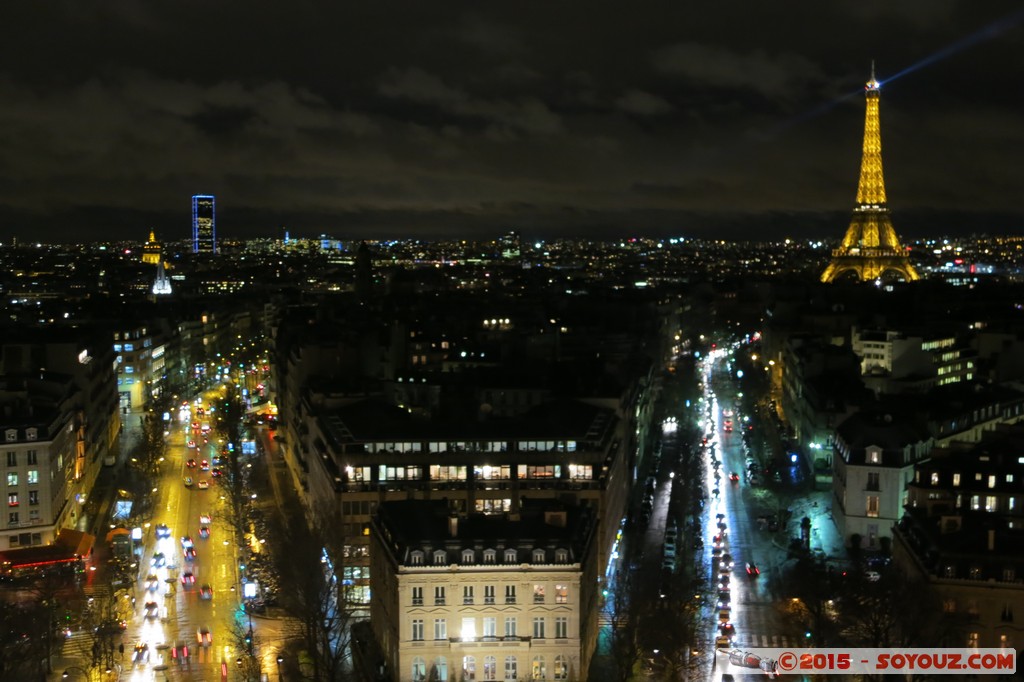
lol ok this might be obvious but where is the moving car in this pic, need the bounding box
[145,574,160,591]
[155,524,171,539]
[186,459,197,468]
[151,552,166,568]
[199,513,212,524]
[144,601,159,619]
[200,459,210,471]
[181,536,194,549]
[199,526,210,539]
[184,547,197,562]
[746,562,760,576]
[196,626,212,647]
[199,584,213,600]
[729,472,740,483]
[715,635,732,648]
[132,642,150,663]
[197,479,209,490]
[187,440,196,449]
[183,476,194,488]
[181,571,196,586]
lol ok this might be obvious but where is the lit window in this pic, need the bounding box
[533,585,545,603]
[931,472,939,485]
[7,493,17,507]
[986,496,998,512]
[27,470,38,485]
[866,495,880,518]
[5,473,16,487]
[433,618,447,640]
[989,475,997,489]
[531,656,546,679]
[953,473,961,487]
[554,584,568,604]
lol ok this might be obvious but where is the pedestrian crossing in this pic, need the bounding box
[83,583,111,598]
[731,633,796,648]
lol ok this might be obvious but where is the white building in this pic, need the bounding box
[1,411,76,549]
[832,411,932,549]
[370,500,599,682]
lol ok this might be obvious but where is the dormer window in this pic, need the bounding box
[25,429,37,442]
[483,549,496,564]
[532,549,546,563]
[461,549,475,564]
[433,550,447,565]
[504,549,517,563]
[867,449,881,464]
[554,548,569,563]
[4,430,15,443]
[410,550,424,566]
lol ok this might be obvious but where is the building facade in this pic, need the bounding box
[832,411,932,549]
[1,410,77,549]
[192,194,216,255]
[370,500,598,682]
[895,427,1024,649]
[294,397,628,608]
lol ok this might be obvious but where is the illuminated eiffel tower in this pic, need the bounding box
[820,65,920,283]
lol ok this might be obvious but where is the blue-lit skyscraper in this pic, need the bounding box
[192,195,216,254]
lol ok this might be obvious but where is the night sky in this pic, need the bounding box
[2,1,1023,244]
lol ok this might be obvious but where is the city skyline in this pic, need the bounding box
[1,2,1023,244]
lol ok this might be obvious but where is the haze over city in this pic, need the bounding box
[2,1,1024,243]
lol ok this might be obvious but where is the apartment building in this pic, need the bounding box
[370,499,598,682]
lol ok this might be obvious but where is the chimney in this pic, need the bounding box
[448,514,458,538]
[988,529,995,551]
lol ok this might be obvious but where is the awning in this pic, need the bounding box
[57,528,96,557]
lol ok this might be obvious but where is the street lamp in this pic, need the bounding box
[276,655,284,681]
[62,666,90,681]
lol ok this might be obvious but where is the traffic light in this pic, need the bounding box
[245,629,253,654]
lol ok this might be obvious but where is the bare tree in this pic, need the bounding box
[779,557,837,646]
[607,569,643,682]
[0,597,54,680]
[227,615,264,682]
[838,567,948,648]
[270,504,358,682]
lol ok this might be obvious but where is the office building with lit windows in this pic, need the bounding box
[291,397,628,612]
[370,499,598,682]
[192,194,216,254]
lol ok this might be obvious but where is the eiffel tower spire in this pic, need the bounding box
[821,65,920,283]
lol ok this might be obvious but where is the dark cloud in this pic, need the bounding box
[0,1,1022,243]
